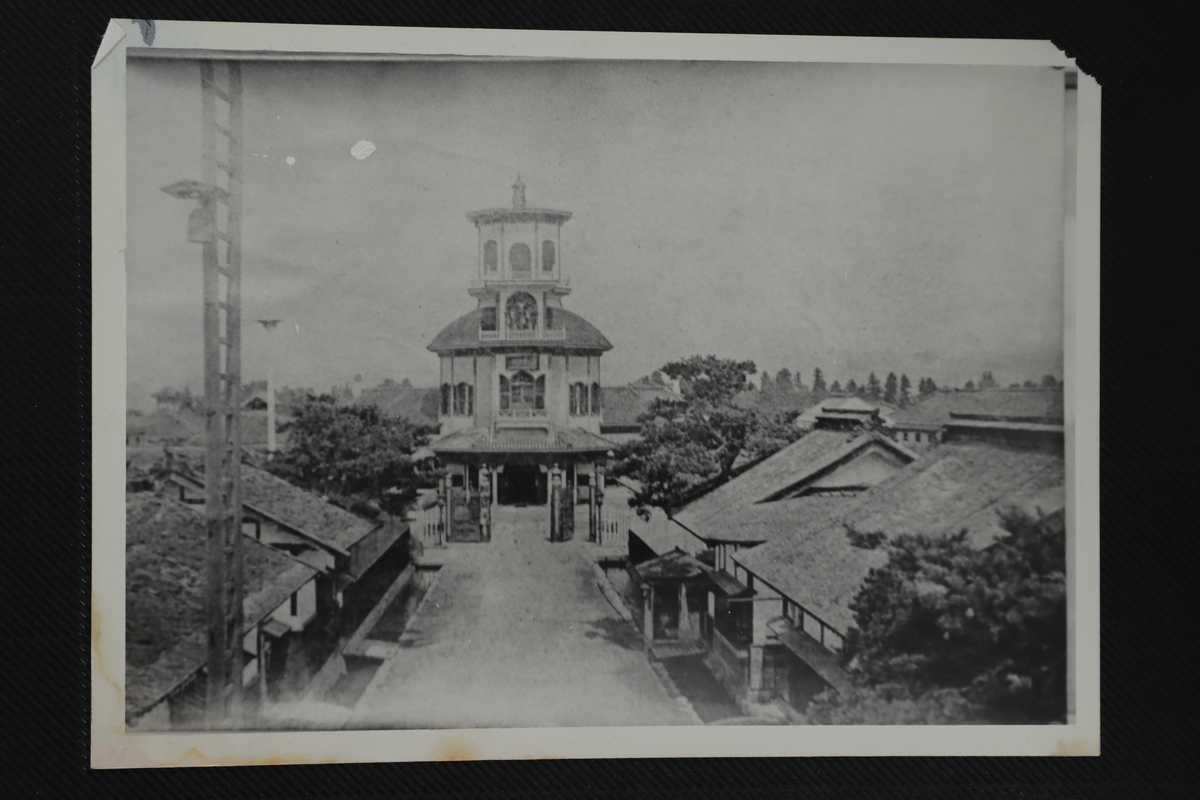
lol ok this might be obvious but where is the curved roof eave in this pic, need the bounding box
[426,307,613,353]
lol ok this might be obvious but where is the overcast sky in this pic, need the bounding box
[127,57,1067,410]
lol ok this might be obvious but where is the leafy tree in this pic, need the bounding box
[883,372,899,405]
[979,371,997,389]
[829,380,842,394]
[899,374,912,407]
[1041,374,1059,388]
[964,379,976,390]
[269,395,436,515]
[812,368,827,398]
[810,509,1066,724]
[1023,380,1037,388]
[866,372,882,400]
[613,356,803,512]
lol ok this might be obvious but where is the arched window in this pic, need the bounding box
[509,370,536,412]
[440,383,452,415]
[571,382,590,416]
[509,242,532,274]
[454,383,473,416]
[542,240,556,272]
[590,382,602,415]
[498,375,510,411]
[505,292,538,331]
[484,240,498,272]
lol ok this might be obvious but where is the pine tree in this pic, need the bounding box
[980,370,997,389]
[867,372,882,400]
[812,368,827,397]
[899,374,912,406]
[830,380,842,394]
[846,378,859,396]
[760,371,774,397]
[775,368,794,394]
[883,372,899,404]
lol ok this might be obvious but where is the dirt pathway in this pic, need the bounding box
[348,506,695,728]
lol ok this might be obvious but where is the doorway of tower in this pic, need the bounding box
[497,463,546,506]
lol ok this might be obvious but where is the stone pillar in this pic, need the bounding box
[643,585,654,642]
[549,464,563,542]
[478,466,492,543]
[678,583,693,637]
[595,462,606,545]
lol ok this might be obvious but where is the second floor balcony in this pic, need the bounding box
[479,327,566,341]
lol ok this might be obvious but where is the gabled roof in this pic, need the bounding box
[628,503,706,556]
[891,388,1064,427]
[733,442,1066,635]
[673,429,918,542]
[633,549,710,581]
[427,307,612,352]
[125,493,316,721]
[172,465,379,555]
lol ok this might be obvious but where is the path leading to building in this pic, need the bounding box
[348,505,696,729]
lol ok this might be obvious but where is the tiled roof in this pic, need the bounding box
[673,429,916,540]
[734,442,1066,634]
[127,408,205,442]
[891,388,1064,427]
[628,503,706,556]
[427,307,612,352]
[237,466,379,554]
[348,381,440,425]
[430,425,616,453]
[125,493,316,720]
[634,549,710,581]
[600,383,683,429]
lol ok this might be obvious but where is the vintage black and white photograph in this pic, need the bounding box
[93,21,1097,765]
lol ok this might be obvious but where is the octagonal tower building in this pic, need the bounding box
[427,179,615,543]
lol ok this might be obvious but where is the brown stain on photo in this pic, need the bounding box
[92,591,122,701]
[435,735,478,761]
[1053,739,1098,756]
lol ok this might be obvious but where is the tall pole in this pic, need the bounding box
[163,59,246,727]
[256,319,282,455]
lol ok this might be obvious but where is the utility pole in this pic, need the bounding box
[256,319,282,455]
[161,59,246,727]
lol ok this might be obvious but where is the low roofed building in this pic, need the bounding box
[125,492,317,730]
[731,439,1065,714]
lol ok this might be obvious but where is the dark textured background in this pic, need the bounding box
[4,0,1192,796]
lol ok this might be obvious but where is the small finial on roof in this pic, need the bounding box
[512,174,526,209]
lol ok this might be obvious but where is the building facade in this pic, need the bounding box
[427,180,616,543]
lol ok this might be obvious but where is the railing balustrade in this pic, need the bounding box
[478,328,566,341]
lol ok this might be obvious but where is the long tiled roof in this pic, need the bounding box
[734,442,1066,634]
[891,388,1064,427]
[125,492,316,721]
[430,425,616,453]
[237,466,379,554]
[427,307,612,352]
[600,383,683,429]
[673,429,916,541]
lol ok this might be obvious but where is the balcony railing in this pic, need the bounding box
[497,408,547,418]
[479,328,566,341]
